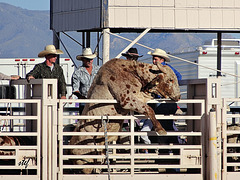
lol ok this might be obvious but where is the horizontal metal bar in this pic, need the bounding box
[0,166,38,169]
[226,144,240,147]
[62,174,203,180]
[63,154,182,159]
[63,131,201,136]
[63,144,202,149]
[0,146,38,149]
[227,153,240,157]
[226,163,240,166]
[59,99,204,104]
[223,98,240,102]
[226,114,240,118]
[0,99,41,103]
[62,115,202,120]
[0,132,38,136]
[0,116,39,120]
[62,164,202,169]
[226,130,240,134]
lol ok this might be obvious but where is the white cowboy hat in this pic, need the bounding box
[76,48,97,60]
[38,45,64,57]
[147,48,170,62]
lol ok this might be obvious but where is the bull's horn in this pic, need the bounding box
[156,62,166,74]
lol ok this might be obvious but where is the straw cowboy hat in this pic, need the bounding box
[121,48,143,58]
[38,45,64,57]
[76,48,97,60]
[148,48,170,62]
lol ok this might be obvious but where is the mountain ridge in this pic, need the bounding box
[0,2,233,64]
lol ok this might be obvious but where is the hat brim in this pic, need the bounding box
[148,51,170,62]
[76,53,97,61]
[38,49,63,57]
[121,53,143,57]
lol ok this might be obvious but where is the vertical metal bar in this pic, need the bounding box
[130,111,135,175]
[58,100,64,180]
[201,100,205,180]
[102,28,110,64]
[97,32,100,65]
[221,99,227,180]
[101,0,109,28]
[50,0,53,30]
[53,31,60,64]
[10,103,13,132]
[86,32,90,48]
[217,32,222,77]
[52,104,58,180]
[102,115,110,180]
[82,32,85,49]
[37,100,41,180]
[48,106,52,180]
[209,110,218,180]
[42,102,48,180]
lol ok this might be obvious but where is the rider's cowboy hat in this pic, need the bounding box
[38,45,64,57]
[76,48,97,60]
[122,48,143,58]
[148,48,170,62]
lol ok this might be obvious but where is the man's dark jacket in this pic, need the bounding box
[26,62,67,98]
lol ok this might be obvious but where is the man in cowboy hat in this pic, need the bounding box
[72,47,100,100]
[121,48,143,61]
[148,48,182,80]
[140,48,184,147]
[26,45,67,99]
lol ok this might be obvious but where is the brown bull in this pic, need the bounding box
[69,58,181,173]
[0,136,20,155]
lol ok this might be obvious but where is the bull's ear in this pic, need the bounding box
[156,62,167,74]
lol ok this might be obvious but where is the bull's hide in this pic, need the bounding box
[0,136,20,155]
[69,58,181,173]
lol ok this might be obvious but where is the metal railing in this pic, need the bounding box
[58,98,205,180]
[222,98,240,180]
[0,99,41,179]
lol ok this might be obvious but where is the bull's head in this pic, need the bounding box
[143,63,181,101]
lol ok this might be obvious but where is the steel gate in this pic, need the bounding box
[0,99,41,180]
[1,78,239,180]
[57,98,205,180]
[222,98,240,180]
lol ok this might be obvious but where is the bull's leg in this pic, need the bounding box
[120,98,167,135]
[143,105,167,135]
[83,167,94,174]
[71,148,95,174]
[70,135,102,174]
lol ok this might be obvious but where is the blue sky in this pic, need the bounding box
[0,0,50,10]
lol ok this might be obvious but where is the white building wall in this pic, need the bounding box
[51,0,240,32]
[108,0,240,30]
